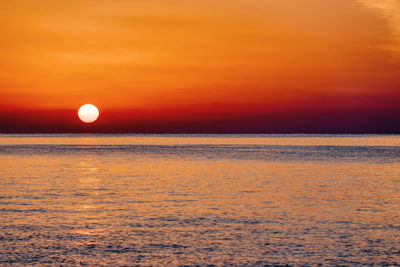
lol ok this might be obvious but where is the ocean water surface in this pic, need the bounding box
[1,134,400,266]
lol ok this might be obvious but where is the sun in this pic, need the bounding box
[78,104,99,123]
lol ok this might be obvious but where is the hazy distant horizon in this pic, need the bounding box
[1,109,399,134]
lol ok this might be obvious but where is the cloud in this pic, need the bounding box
[358,0,400,56]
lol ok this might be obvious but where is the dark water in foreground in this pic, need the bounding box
[1,134,400,266]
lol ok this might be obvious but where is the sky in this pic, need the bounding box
[0,0,399,133]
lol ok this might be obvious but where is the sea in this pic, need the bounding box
[0,134,400,266]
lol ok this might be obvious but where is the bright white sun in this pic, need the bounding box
[78,104,99,123]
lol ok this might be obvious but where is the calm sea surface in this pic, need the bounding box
[1,134,400,266]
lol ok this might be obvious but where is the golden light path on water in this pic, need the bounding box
[0,134,400,265]
[0,134,400,146]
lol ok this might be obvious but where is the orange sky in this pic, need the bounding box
[0,0,399,132]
